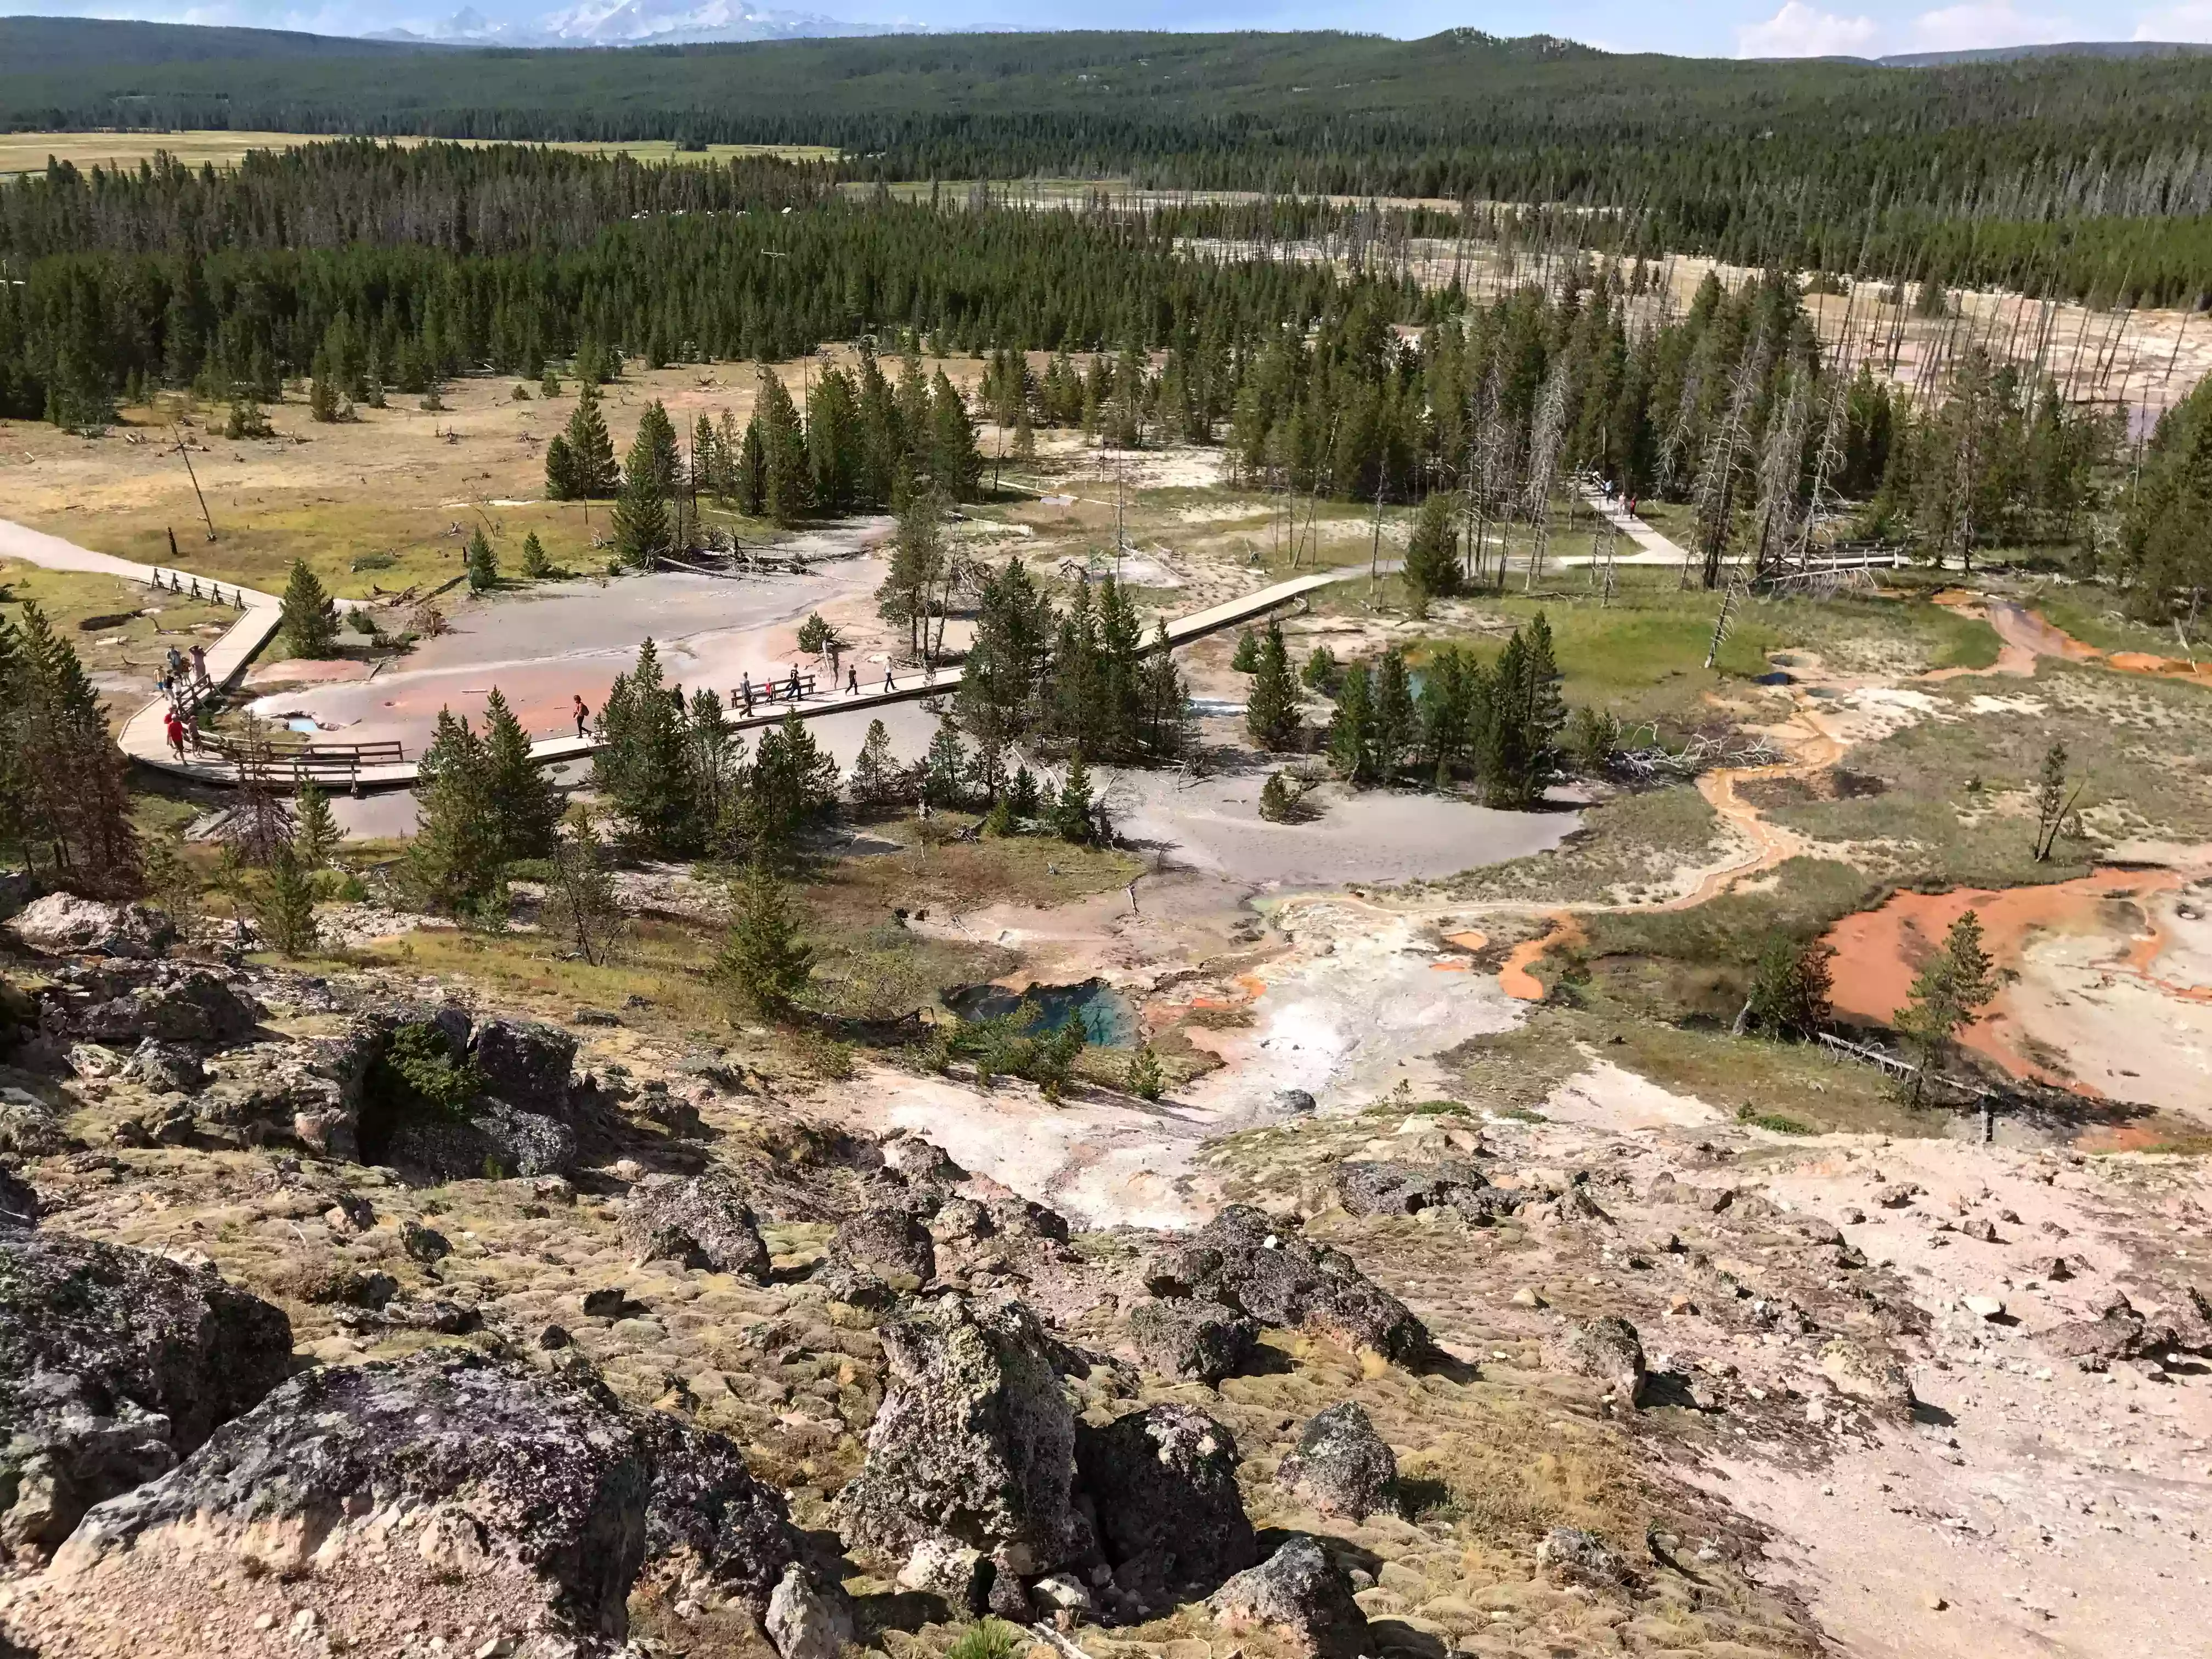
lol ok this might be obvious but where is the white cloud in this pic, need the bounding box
[2134,2,2212,37]
[1737,1,1881,56]
[1904,0,2079,50]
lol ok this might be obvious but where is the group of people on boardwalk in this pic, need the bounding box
[159,644,212,760]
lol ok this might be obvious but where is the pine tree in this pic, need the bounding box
[1746,938,1834,1040]
[1125,1041,1165,1102]
[521,531,551,578]
[465,526,499,591]
[1231,629,1261,672]
[405,709,505,921]
[548,809,627,967]
[1372,647,1415,780]
[481,688,561,859]
[957,555,1052,760]
[559,382,619,498]
[1897,910,2000,1104]
[745,710,839,865]
[1403,492,1462,613]
[1054,748,1096,843]
[592,640,697,854]
[928,369,984,500]
[878,487,947,661]
[1245,619,1300,751]
[613,400,679,568]
[1329,663,1377,785]
[754,369,810,525]
[252,846,320,957]
[292,782,340,869]
[0,604,143,896]
[544,433,579,499]
[921,717,968,810]
[849,719,900,808]
[280,560,340,658]
[715,860,813,1022]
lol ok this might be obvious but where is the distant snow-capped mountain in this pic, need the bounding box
[367,1,919,46]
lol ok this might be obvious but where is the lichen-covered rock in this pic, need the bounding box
[1210,1534,1369,1659]
[832,1206,936,1290]
[1549,1316,1647,1406]
[0,1090,69,1157]
[878,1131,962,1185]
[1818,1337,1915,1411]
[1536,1525,1628,1587]
[2039,1295,2161,1366]
[38,962,259,1046]
[5,894,174,960]
[49,1352,802,1651]
[0,1232,292,1556]
[0,1164,37,1229]
[765,1561,855,1659]
[839,1294,1091,1576]
[1336,1159,1491,1218]
[124,1039,206,1094]
[1129,1296,1260,1385]
[386,1098,577,1181]
[1076,1404,1257,1597]
[622,1172,771,1278]
[472,1018,578,1118]
[1277,1402,1396,1520]
[636,1410,803,1613]
[1146,1206,1430,1363]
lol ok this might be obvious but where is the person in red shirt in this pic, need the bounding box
[163,708,187,760]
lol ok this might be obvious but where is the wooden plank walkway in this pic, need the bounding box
[2,514,1363,794]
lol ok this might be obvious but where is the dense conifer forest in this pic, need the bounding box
[8,25,2212,301]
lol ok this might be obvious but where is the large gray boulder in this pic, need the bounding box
[1277,1402,1395,1520]
[838,1294,1091,1578]
[832,1206,936,1290]
[473,1018,579,1119]
[387,1096,577,1181]
[52,1352,802,1645]
[0,1164,37,1229]
[0,1232,292,1556]
[38,962,259,1046]
[1129,1296,1260,1385]
[1549,1316,1647,1406]
[5,894,174,960]
[1147,1206,1430,1363]
[1076,1404,1256,1599]
[623,1172,771,1279]
[1211,1534,1370,1659]
[1336,1160,1515,1223]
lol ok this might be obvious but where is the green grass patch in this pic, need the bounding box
[1427,784,1722,906]
[1580,857,1881,965]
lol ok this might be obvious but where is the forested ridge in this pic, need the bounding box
[9,25,2212,298]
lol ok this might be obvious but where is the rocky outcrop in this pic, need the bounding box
[766,1561,855,1659]
[472,1019,579,1120]
[5,894,174,960]
[839,1294,1092,1582]
[1211,1534,1370,1659]
[123,1038,206,1093]
[1536,1526,1629,1587]
[1147,1205,1430,1363]
[49,1352,803,1649]
[1277,1401,1396,1520]
[832,1206,936,1289]
[1076,1404,1257,1602]
[0,1088,69,1156]
[37,962,260,1047]
[1549,1316,1647,1406]
[636,1409,804,1613]
[623,1172,772,1278]
[387,1096,578,1181]
[0,1164,37,1229]
[1130,1295,1260,1385]
[1336,1159,1505,1222]
[0,1232,292,1556]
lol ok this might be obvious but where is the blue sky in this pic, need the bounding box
[10,0,2212,58]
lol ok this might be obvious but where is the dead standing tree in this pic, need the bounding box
[1521,362,1569,592]
[1692,325,1770,590]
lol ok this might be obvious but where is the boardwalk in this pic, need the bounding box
[1,515,1368,793]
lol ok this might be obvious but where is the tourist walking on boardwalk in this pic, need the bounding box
[883,666,896,692]
[786,667,802,701]
[163,708,187,761]
[190,644,208,687]
[847,665,859,695]
[572,694,590,738]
